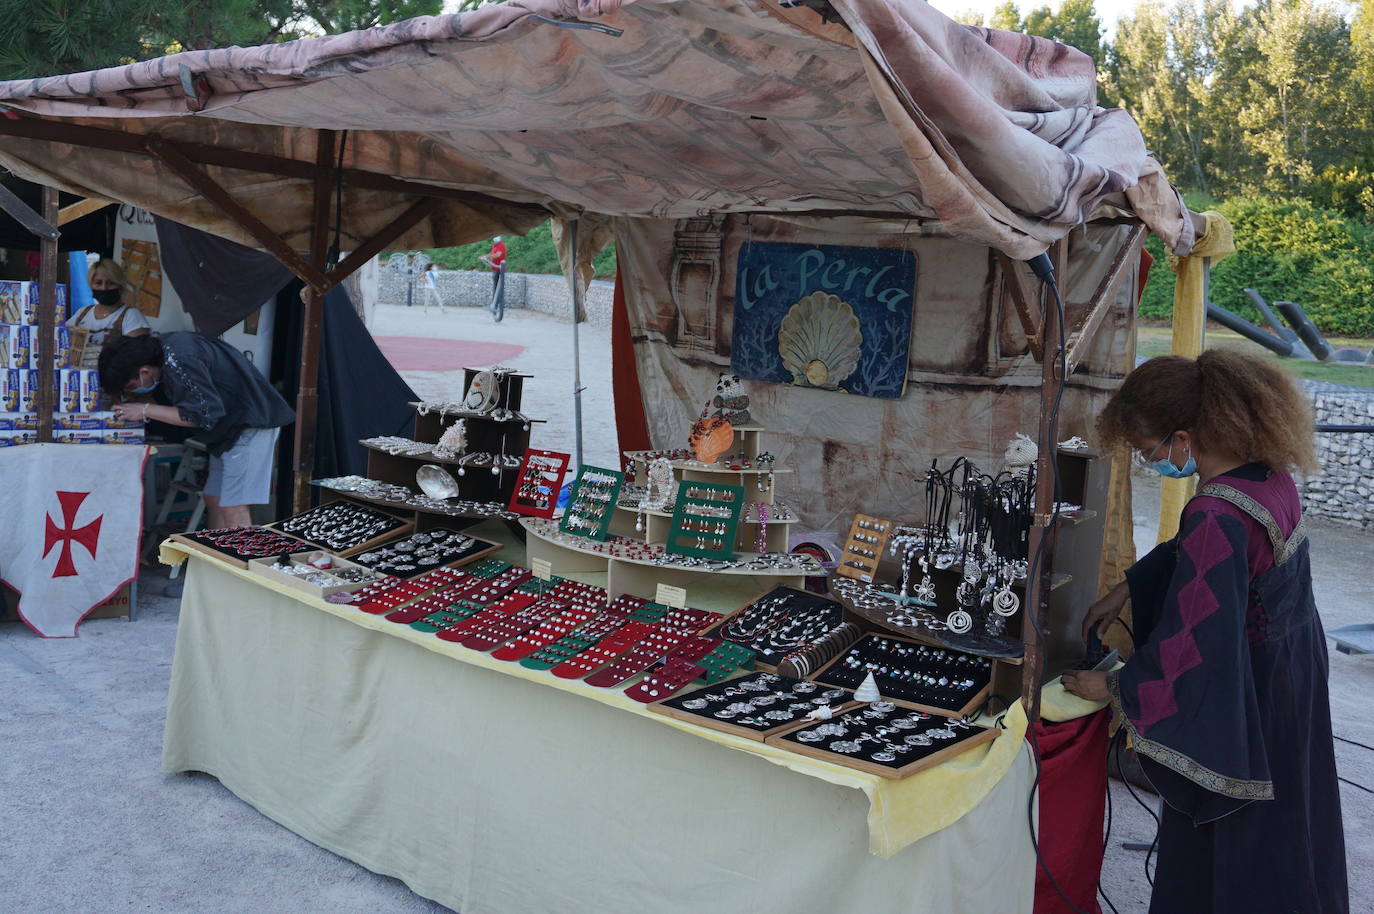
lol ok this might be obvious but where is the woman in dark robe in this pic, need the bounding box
[1061,349,1347,914]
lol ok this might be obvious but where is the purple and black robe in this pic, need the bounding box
[1108,463,1348,913]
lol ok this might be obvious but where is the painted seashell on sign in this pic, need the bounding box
[777,291,863,390]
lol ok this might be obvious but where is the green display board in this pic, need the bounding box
[558,465,624,541]
[667,481,745,559]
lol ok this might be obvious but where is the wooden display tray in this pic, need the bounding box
[247,551,383,599]
[809,632,995,719]
[623,450,795,476]
[265,499,413,557]
[650,673,862,742]
[167,528,310,570]
[350,529,505,579]
[311,480,520,522]
[835,514,893,584]
[765,713,999,779]
[702,584,846,673]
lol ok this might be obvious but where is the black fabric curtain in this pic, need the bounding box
[271,280,417,516]
[153,216,295,337]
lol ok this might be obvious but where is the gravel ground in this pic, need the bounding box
[1,309,1368,913]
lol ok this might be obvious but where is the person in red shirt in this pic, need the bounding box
[479,236,507,321]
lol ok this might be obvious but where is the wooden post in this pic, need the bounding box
[1021,270,1062,723]
[36,186,59,443]
[291,130,337,513]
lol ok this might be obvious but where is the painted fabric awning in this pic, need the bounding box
[0,0,1192,259]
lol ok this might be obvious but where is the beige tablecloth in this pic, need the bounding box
[162,547,1036,914]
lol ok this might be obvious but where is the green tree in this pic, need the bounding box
[953,9,987,27]
[0,0,443,78]
[989,2,1024,32]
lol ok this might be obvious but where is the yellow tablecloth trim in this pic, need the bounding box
[161,540,1029,857]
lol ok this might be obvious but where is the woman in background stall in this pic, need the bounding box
[69,259,150,368]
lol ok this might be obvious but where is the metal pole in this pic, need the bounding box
[36,186,59,443]
[565,219,586,467]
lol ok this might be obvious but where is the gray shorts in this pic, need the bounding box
[204,427,280,507]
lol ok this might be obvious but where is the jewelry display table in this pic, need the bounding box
[160,537,1036,914]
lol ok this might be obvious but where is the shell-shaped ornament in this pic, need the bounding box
[690,417,735,464]
[777,291,863,390]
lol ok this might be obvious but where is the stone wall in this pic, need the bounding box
[375,267,614,327]
[1301,381,1374,528]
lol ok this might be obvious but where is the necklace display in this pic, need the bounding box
[713,587,845,666]
[275,501,406,553]
[654,671,853,738]
[353,528,496,578]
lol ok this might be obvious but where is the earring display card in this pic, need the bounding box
[351,528,503,578]
[559,465,625,540]
[508,449,571,519]
[707,586,846,670]
[693,641,757,684]
[169,526,309,569]
[521,609,631,670]
[652,671,857,741]
[268,501,411,555]
[550,620,658,680]
[810,634,995,718]
[767,703,997,779]
[666,481,746,560]
[835,514,893,583]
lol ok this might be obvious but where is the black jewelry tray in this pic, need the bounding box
[350,527,503,579]
[810,633,995,718]
[704,586,846,670]
[766,704,997,779]
[650,671,858,741]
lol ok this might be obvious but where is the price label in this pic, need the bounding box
[532,558,553,581]
[656,583,687,609]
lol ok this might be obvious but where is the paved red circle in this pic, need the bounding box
[373,337,525,372]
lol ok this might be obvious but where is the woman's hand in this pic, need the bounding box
[1060,670,1110,702]
[111,402,147,424]
[1082,580,1130,641]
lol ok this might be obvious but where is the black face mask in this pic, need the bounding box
[92,287,122,307]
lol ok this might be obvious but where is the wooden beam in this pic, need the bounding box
[1064,223,1148,372]
[292,130,337,514]
[325,197,440,287]
[57,197,113,226]
[0,113,546,215]
[146,135,331,291]
[0,182,59,239]
[36,186,58,443]
[995,251,1044,361]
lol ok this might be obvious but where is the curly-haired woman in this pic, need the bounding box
[1061,350,1347,913]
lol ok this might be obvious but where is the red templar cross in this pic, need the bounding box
[43,491,103,578]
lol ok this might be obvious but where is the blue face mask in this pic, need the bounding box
[131,379,159,395]
[1152,439,1197,479]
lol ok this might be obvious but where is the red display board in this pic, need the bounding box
[507,448,571,518]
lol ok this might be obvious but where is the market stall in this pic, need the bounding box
[0,0,1208,909]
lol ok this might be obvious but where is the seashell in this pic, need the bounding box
[690,417,734,464]
[777,291,863,390]
[854,671,882,703]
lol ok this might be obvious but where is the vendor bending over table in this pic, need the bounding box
[100,333,295,528]
[1061,349,1347,914]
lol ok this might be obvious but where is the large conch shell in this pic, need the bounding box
[689,409,735,464]
[777,291,863,390]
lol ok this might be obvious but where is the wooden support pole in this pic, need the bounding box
[1021,272,1062,723]
[291,130,337,514]
[36,186,59,443]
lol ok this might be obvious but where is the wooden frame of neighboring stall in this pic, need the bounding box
[0,113,550,516]
[0,109,1152,720]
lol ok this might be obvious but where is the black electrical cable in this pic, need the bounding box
[1335,734,1374,753]
[1338,776,1374,795]
[1113,728,1162,888]
[327,130,348,268]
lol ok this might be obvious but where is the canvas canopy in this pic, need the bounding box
[0,0,1193,261]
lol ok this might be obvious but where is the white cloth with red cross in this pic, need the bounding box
[0,443,148,637]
